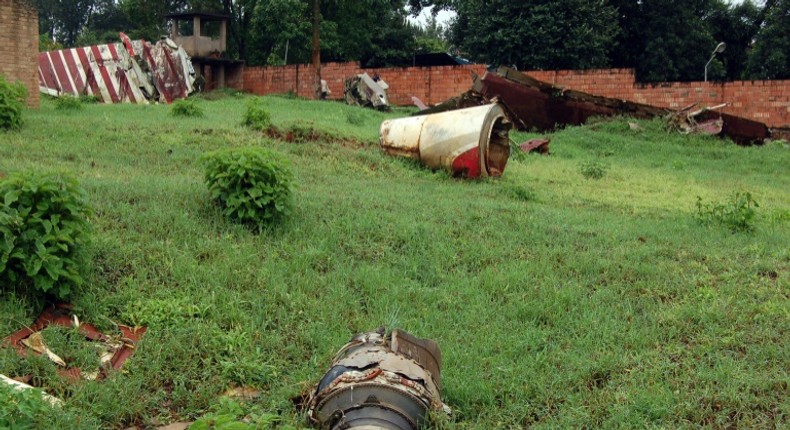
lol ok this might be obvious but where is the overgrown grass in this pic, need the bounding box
[0,96,788,429]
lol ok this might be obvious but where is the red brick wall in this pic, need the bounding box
[0,0,40,108]
[240,63,790,128]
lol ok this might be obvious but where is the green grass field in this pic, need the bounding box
[1,93,788,429]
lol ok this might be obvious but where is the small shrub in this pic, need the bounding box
[170,98,204,117]
[0,75,27,130]
[505,184,536,202]
[345,109,366,126]
[202,147,293,229]
[0,171,92,299]
[242,99,271,131]
[54,95,83,111]
[79,94,99,104]
[579,161,608,179]
[696,192,759,233]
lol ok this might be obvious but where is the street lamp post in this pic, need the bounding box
[705,42,726,82]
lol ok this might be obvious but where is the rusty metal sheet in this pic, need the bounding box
[477,67,771,145]
[2,304,146,381]
[478,67,668,130]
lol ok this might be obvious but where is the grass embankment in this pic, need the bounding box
[0,94,788,429]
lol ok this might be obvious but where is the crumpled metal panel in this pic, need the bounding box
[307,328,447,430]
[38,34,195,104]
[477,67,771,145]
[344,73,390,110]
[380,103,512,178]
[38,42,148,103]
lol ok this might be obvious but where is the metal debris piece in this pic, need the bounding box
[38,33,195,104]
[307,328,447,430]
[411,96,428,111]
[519,138,551,155]
[380,103,512,178]
[475,67,667,131]
[1,374,63,407]
[344,73,390,110]
[426,67,772,145]
[21,333,66,367]
[2,304,146,381]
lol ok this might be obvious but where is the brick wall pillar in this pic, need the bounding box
[0,0,40,108]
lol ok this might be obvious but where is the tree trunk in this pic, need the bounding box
[311,0,321,99]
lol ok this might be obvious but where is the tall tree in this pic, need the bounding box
[35,0,100,47]
[610,0,728,82]
[311,0,321,99]
[746,0,790,79]
[447,0,619,70]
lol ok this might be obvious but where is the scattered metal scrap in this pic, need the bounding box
[519,137,551,155]
[417,66,774,145]
[344,73,390,110]
[380,103,512,178]
[38,33,195,104]
[3,304,146,381]
[307,328,448,430]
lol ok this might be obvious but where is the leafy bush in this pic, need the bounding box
[345,109,366,126]
[242,99,271,131]
[170,98,204,117]
[202,147,293,229]
[78,94,99,104]
[0,75,28,131]
[696,192,759,233]
[54,95,83,111]
[0,382,57,429]
[0,172,92,299]
[579,161,608,179]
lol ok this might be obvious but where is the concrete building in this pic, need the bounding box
[167,12,243,91]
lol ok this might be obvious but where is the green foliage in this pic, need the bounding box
[54,96,83,111]
[0,171,91,300]
[745,0,790,79]
[171,99,205,117]
[448,0,619,70]
[38,33,63,52]
[345,108,366,126]
[202,147,293,229]
[579,161,608,180]
[696,192,759,233]
[78,94,99,104]
[241,99,271,131]
[504,183,535,202]
[0,382,56,429]
[0,75,27,131]
[191,397,281,430]
[1,95,788,429]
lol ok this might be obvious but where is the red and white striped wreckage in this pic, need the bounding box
[38,33,195,104]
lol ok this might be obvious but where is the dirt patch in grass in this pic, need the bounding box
[264,125,370,149]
